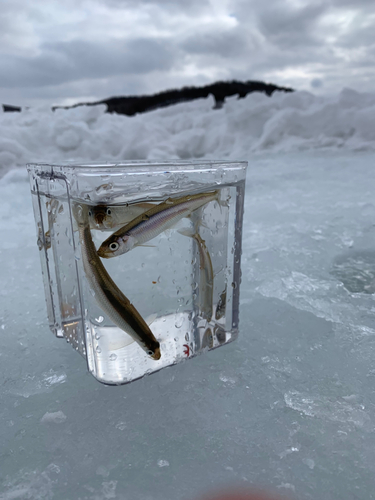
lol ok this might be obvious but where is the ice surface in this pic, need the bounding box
[1,150,375,499]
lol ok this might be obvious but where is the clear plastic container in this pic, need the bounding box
[27,160,247,385]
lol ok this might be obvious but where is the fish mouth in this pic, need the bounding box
[95,212,105,225]
[151,346,161,360]
[97,246,109,258]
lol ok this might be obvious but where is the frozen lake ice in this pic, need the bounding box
[1,151,375,499]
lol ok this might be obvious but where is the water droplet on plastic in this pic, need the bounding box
[96,183,113,194]
[109,353,117,361]
[96,345,101,353]
[175,316,184,328]
[95,316,104,324]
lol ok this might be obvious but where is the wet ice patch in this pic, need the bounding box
[303,458,315,470]
[0,467,55,500]
[8,370,67,398]
[42,371,67,386]
[40,411,67,424]
[256,271,344,322]
[219,374,237,385]
[331,250,375,294]
[157,460,170,467]
[284,390,371,429]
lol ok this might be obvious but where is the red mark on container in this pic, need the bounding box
[183,344,190,357]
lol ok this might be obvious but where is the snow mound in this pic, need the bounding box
[1,88,375,176]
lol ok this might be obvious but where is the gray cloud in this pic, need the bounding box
[0,38,177,88]
[331,17,375,51]
[101,0,210,13]
[311,78,323,88]
[329,0,375,8]
[1,0,375,106]
[258,2,326,48]
[180,29,258,58]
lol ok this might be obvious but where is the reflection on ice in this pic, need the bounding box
[284,390,371,430]
[331,250,375,294]
[7,370,67,398]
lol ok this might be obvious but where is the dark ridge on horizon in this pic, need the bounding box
[2,104,22,112]
[2,80,294,115]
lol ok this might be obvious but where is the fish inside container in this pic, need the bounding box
[30,169,245,386]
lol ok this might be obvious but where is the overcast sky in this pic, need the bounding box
[1,0,374,106]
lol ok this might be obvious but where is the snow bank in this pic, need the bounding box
[1,88,375,176]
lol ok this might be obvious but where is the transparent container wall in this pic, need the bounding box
[27,160,247,385]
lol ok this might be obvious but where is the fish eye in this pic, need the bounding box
[106,208,112,215]
[147,350,154,356]
[109,242,119,251]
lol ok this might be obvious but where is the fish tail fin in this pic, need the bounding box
[177,227,196,239]
[185,213,210,230]
[213,190,230,215]
[145,312,158,326]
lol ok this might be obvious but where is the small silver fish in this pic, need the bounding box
[178,227,214,322]
[39,199,60,251]
[215,289,227,320]
[214,325,226,344]
[88,202,156,230]
[41,201,155,250]
[202,327,214,349]
[98,191,219,259]
[72,203,161,360]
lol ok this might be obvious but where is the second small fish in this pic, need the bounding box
[88,202,156,230]
[178,227,214,322]
[98,191,219,258]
